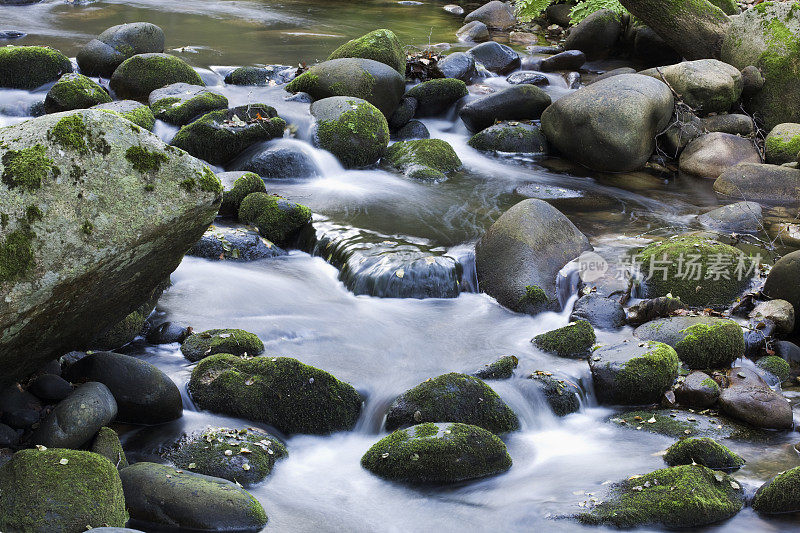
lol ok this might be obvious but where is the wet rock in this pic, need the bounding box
[457,21,490,43]
[664,437,744,470]
[589,341,679,405]
[750,299,795,334]
[171,104,285,165]
[611,408,773,441]
[0,423,18,447]
[533,320,596,358]
[388,97,416,130]
[475,199,592,314]
[714,163,800,204]
[467,41,520,74]
[361,422,512,484]
[328,28,405,74]
[774,340,800,364]
[189,224,286,261]
[675,371,720,408]
[110,53,203,101]
[443,4,463,15]
[641,60,743,114]
[216,171,265,217]
[468,121,547,153]
[148,83,227,126]
[756,355,790,383]
[29,382,117,448]
[238,192,311,246]
[120,462,267,531]
[459,85,551,133]
[0,45,72,90]
[514,184,618,211]
[92,100,155,130]
[77,22,164,77]
[472,355,518,380]
[464,1,515,30]
[44,73,111,113]
[719,383,792,429]
[0,30,26,40]
[286,58,405,118]
[234,141,320,180]
[27,374,71,402]
[0,448,127,532]
[765,123,800,165]
[1,407,38,429]
[762,250,800,327]
[189,354,362,434]
[569,293,626,329]
[90,426,128,469]
[540,50,585,72]
[145,321,190,345]
[577,465,744,528]
[521,370,581,416]
[404,78,467,117]
[702,114,754,136]
[697,201,763,234]
[166,427,287,486]
[752,466,800,514]
[0,385,42,416]
[310,96,389,168]
[393,119,430,140]
[564,9,622,60]
[382,138,461,181]
[679,132,760,179]
[634,316,744,369]
[224,64,296,85]
[88,280,167,351]
[181,328,264,362]
[541,74,673,172]
[385,373,519,434]
[437,52,477,82]
[506,71,549,86]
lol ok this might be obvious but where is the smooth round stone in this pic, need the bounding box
[29,382,117,449]
[506,71,549,86]
[697,201,763,233]
[27,374,72,402]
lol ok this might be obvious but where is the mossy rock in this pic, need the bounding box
[361,422,512,484]
[90,426,129,469]
[171,104,286,165]
[589,341,679,405]
[188,223,286,262]
[709,0,738,15]
[310,96,389,168]
[92,100,156,130]
[532,320,596,358]
[382,138,461,182]
[577,464,744,528]
[219,171,267,217]
[385,372,519,434]
[44,73,111,113]
[404,78,468,116]
[0,45,72,90]
[472,355,518,379]
[238,192,312,246]
[224,65,295,86]
[180,328,265,362]
[166,427,287,486]
[468,121,548,153]
[663,437,745,471]
[524,370,582,416]
[610,408,777,442]
[634,316,744,369]
[188,354,362,435]
[76,22,165,78]
[636,234,750,307]
[0,448,127,532]
[328,29,405,75]
[765,123,800,164]
[109,53,204,101]
[756,355,790,382]
[752,465,800,513]
[149,83,228,126]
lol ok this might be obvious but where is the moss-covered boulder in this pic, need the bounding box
[468,121,548,153]
[752,465,800,513]
[532,320,596,358]
[472,355,518,379]
[382,139,461,181]
[577,465,744,528]
[110,53,204,101]
[765,123,800,164]
[238,192,312,246]
[44,73,111,113]
[171,104,286,165]
[189,354,362,434]
[521,370,582,416]
[610,408,777,441]
[0,45,72,90]
[589,341,679,405]
[634,316,744,369]
[385,372,519,434]
[224,64,296,86]
[219,171,267,216]
[285,58,405,117]
[149,83,228,126]
[181,328,264,362]
[90,426,129,469]
[166,427,287,486]
[675,370,720,407]
[189,223,286,261]
[328,29,405,75]
[721,1,800,130]
[0,448,128,532]
[92,100,156,130]
[756,355,790,382]
[635,234,750,307]
[77,22,165,77]
[361,422,512,484]
[310,96,389,168]
[120,462,267,531]
[404,78,468,116]
[663,437,745,471]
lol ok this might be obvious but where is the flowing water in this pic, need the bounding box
[2,1,800,531]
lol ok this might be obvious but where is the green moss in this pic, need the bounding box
[181,328,265,362]
[663,437,745,470]
[0,213,8,227]
[675,320,744,369]
[0,230,34,282]
[237,192,311,245]
[752,465,800,513]
[765,123,800,164]
[45,73,111,113]
[90,427,129,469]
[1,144,55,191]
[519,284,550,309]
[315,100,389,169]
[125,145,168,173]
[180,177,196,191]
[24,205,42,223]
[756,355,790,382]
[473,355,518,380]
[220,172,266,216]
[533,320,596,358]
[109,53,204,100]
[613,342,680,404]
[360,422,512,484]
[144,183,155,191]
[48,114,89,153]
[151,90,228,126]
[328,29,406,74]
[198,166,223,194]
[405,78,468,116]
[0,45,73,90]
[383,139,461,181]
[701,377,720,391]
[98,105,156,131]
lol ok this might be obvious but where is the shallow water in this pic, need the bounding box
[2,0,800,531]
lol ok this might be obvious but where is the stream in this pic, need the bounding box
[1,0,799,531]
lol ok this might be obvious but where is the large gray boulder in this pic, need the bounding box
[641,59,742,114]
[564,9,623,60]
[763,250,800,329]
[29,382,117,448]
[464,1,516,29]
[475,199,592,314]
[0,110,221,386]
[679,132,760,178]
[541,74,673,172]
[77,22,165,77]
[714,163,800,204]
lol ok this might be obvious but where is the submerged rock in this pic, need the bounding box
[44,73,111,113]
[29,382,117,449]
[634,316,744,369]
[459,85,551,133]
[472,355,518,380]
[0,45,72,90]
[753,466,800,514]
[697,201,763,234]
[238,192,312,246]
[663,437,744,471]
[328,28,405,75]
[181,328,264,362]
[189,224,286,261]
[92,100,156,130]
[382,138,461,181]
[533,320,596,358]
[310,96,390,168]
[589,341,679,405]
[77,22,165,77]
[148,83,228,126]
[385,372,519,434]
[361,422,512,484]
[189,354,362,434]
[110,53,204,101]
[714,163,800,204]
